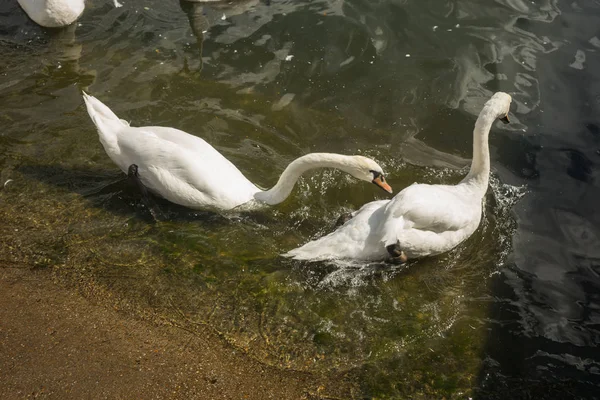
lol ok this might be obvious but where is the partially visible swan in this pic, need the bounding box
[284,92,512,263]
[82,92,392,211]
[18,0,122,28]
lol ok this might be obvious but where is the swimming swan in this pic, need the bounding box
[18,0,122,28]
[284,92,512,263]
[82,92,393,211]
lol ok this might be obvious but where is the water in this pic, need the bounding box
[1,0,599,397]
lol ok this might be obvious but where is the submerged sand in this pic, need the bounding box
[0,267,355,399]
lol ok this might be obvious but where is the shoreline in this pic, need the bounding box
[0,266,356,399]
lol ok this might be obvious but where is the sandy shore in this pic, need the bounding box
[0,267,355,399]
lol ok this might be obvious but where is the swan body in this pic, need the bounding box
[18,0,122,28]
[18,0,85,27]
[285,92,512,262]
[82,92,392,211]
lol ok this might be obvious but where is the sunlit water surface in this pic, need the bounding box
[1,0,599,398]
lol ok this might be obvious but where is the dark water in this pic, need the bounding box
[1,0,599,398]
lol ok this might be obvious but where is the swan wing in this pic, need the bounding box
[385,183,480,233]
[114,126,258,209]
[378,183,483,253]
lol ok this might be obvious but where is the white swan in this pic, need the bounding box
[18,0,122,28]
[82,92,393,211]
[18,0,84,27]
[284,92,512,263]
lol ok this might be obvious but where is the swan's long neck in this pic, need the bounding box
[253,153,360,205]
[463,105,497,191]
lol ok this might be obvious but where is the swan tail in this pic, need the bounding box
[283,224,368,261]
[285,200,392,261]
[82,91,127,145]
[283,235,340,261]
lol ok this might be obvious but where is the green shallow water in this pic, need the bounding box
[4,0,599,398]
[0,155,523,397]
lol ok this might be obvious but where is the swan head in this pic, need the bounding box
[487,92,512,123]
[348,156,393,194]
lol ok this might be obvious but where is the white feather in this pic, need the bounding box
[18,0,84,27]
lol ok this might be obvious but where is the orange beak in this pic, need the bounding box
[372,176,393,194]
